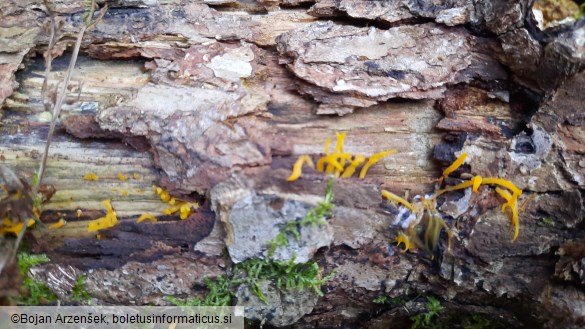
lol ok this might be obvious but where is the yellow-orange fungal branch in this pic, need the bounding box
[287,155,315,182]
[136,213,157,223]
[359,149,397,179]
[395,231,413,252]
[381,189,415,212]
[439,152,467,183]
[49,218,66,229]
[316,153,352,172]
[324,137,332,155]
[495,187,520,241]
[434,180,474,196]
[472,175,482,192]
[325,132,347,173]
[340,155,366,178]
[481,177,522,197]
[87,199,118,233]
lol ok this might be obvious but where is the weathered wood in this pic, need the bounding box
[1,0,584,328]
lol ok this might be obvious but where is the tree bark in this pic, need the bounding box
[1,0,584,328]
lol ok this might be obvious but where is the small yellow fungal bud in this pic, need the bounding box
[136,213,157,223]
[83,172,98,181]
[117,172,128,181]
[471,175,482,192]
[49,219,66,229]
[395,232,413,252]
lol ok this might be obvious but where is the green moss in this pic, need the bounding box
[267,177,333,256]
[462,314,493,329]
[165,257,334,307]
[410,296,444,329]
[71,275,91,304]
[16,253,57,305]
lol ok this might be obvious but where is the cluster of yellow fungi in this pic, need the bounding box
[287,132,397,181]
[286,134,525,255]
[381,152,524,255]
[153,185,199,220]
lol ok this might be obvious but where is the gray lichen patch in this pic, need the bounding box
[224,193,333,264]
[277,21,506,114]
[235,281,319,327]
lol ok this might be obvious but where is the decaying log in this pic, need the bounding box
[1,0,584,328]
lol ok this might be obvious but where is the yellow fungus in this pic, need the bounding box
[2,217,12,226]
[495,187,520,241]
[481,177,522,197]
[117,172,128,181]
[381,190,415,212]
[77,209,83,218]
[439,152,467,183]
[26,218,35,227]
[163,201,199,219]
[163,205,180,215]
[121,190,129,196]
[102,199,114,212]
[316,153,352,172]
[495,187,512,202]
[359,150,397,179]
[324,137,332,154]
[136,213,157,223]
[434,180,474,196]
[395,232,413,252]
[471,175,482,192]
[83,172,98,181]
[340,155,366,178]
[49,219,66,229]
[133,173,141,179]
[180,203,192,220]
[87,199,117,233]
[0,222,24,236]
[324,132,347,173]
[286,155,315,182]
[160,191,171,202]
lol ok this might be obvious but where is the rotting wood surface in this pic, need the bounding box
[1,0,584,328]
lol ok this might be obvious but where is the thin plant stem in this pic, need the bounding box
[36,1,107,186]
[36,24,87,186]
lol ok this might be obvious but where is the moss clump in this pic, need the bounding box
[71,274,91,304]
[16,253,57,305]
[165,257,333,307]
[410,296,444,329]
[267,177,333,256]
